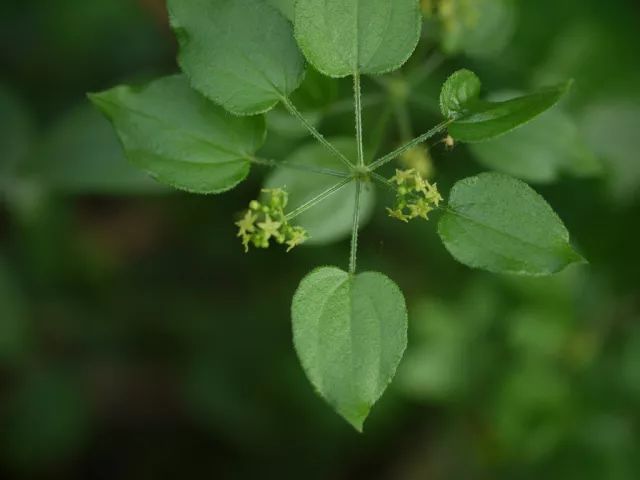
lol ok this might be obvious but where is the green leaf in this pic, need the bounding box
[438,173,584,276]
[439,69,481,119]
[27,105,163,194]
[263,138,375,244]
[292,267,407,431]
[89,75,265,194]
[469,108,601,184]
[295,0,422,77]
[267,0,295,21]
[168,0,305,115]
[440,70,572,142]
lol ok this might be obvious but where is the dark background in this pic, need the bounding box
[1,0,639,478]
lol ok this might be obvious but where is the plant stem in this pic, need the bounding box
[370,171,397,193]
[250,157,350,179]
[348,180,362,275]
[285,177,353,221]
[281,97,354,170]
[354,72,365,168]
[369,120,452,171]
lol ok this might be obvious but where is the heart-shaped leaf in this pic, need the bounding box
[440,69,572,142]
[295,0,422,77]
[438,173,585,276]
[168,0,305,115]
[292,266,408,431]
[89,75,265,194]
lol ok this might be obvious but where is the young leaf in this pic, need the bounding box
[89,75,265,194]
[439,69,481,119]
[292,267,408,431]
[168,0,305,115]
[440,69,572,142]
[438,173,584,276]
[263,139,375,245]
[295,0,422,77]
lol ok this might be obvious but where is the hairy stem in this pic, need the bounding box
[285,177,353,221]
[250,157,350,179]
[370,171,397,193]
[281,97,354,170]
[354,72,365,167]
[349,180,362,274]
[369,120,452,171]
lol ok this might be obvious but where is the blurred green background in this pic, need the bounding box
[1,0,639,478]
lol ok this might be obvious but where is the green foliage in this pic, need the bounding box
[438,173,584,275]
[439,69,481,119]
[27,105,161,194]
[295,0,422,77]
[85,2,583,431]
[168,0,305,115]
[440,69,573,142]
[89,75,265,194]
[291,267,407,431]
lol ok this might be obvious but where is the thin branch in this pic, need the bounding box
[250,157,350,179]
[281,97,354,170]
[285,177,353,221]
[348,180,362,274]
[354,72,365,168]
[370,172,397,193]
[369,120,452,171]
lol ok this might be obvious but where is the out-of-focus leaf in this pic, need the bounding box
[580,101,640,201]
[295,0,421,77]
[492,364,574,462]
[89,75,265,194]
[469,108,601,183]
[431,0,516,59]
[264,138,375,245]
[168,0,305,115]
[292,267,407,431]
[438,173,584,275]
[27,104,162,194]
[266,68,337,139]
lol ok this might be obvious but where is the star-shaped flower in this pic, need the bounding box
[257,215,282,241]
[391,168,416,186]
[236,211,257,237]
[387,207,410,223]
[286,227,308,252]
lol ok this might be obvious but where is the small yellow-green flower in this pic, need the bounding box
[236,188,309,252]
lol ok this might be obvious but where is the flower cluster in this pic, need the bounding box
[236,188,308,252]
[386,169,443,223]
